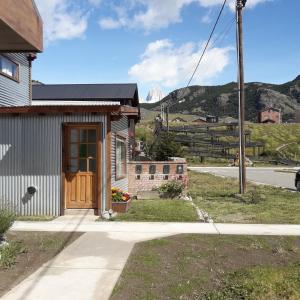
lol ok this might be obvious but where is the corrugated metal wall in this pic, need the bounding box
[0,114,107,216]
[111,116,129,191]
[0,53,30,106]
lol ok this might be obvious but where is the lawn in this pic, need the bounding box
[111,234,300,300]
[248,123,300,161]
[0,231,82,297]
[189,171,300,224]
[113,199,198,222]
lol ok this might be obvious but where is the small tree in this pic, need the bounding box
[0,209,15,242]
[149,133,183,161]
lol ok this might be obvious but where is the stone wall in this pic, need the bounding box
[128,159,188,195]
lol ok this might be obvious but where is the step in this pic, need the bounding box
[64,209,96,216]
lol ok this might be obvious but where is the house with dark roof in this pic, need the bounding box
[0,2,140,217]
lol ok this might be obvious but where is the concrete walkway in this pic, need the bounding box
[4,218,300,300]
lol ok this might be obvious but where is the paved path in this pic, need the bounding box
[189,167,298,190]
[4,218,300,300]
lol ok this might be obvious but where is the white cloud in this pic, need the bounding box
[99,0,271,31]
[35,0,88,42]
[88,0,102,6]
[129,39,232,88]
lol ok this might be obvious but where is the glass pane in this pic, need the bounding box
[88,130,96,143]
[79,159,87,172]
[163,165,170,174]
[70,144,78,158]
[88,144,96,158]
[89,159,96,173]
[80,130,88,142]
[69,159,78,172]
[70,129,78,142]
[79,144,87,158]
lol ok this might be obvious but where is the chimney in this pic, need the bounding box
[27,53,37,105]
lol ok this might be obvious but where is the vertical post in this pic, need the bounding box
[236,0,247,194]
[166,101,169,133]
[26,53,36,105]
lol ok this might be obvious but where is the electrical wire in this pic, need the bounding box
[185,0,228,88]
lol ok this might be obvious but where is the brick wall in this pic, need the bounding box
[128,159,188,195]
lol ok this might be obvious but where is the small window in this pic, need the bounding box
[176,164,184,174]
[149,165,156,174]
[163,165,170,174]
[116,136,127,180]
[0,55,19,81]
[135,164,142,174]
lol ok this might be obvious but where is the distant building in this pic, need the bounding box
[192,115,219,124]
[192,117,207,123]
[206,115,219,123]
[171,117,187,123]
[258,107,282,124]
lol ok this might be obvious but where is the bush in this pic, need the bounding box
[157,182,185,199]
[0,209,16,238]
[149,133,183,161]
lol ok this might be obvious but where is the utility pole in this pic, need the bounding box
[236,0,247,194]
[166,101,169,133]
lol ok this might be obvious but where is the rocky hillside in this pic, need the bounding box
[141,76,300,122]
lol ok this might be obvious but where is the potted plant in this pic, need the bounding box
[111,188,131,213]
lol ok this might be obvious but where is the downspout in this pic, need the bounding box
[26,53,37,106]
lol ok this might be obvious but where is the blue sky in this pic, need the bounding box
[33,0,300,100]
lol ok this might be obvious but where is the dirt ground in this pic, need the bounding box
[0,231,82,297]
[111,234,300,300]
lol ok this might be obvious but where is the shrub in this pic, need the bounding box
[0,209,16,238]
[149,133,183,161]
[157,181,185,199]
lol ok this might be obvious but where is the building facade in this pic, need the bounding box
[258,107,282,124]
[0,2,140,216]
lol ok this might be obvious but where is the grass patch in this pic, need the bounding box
[0,242,27,268]
[113,199,198,222]
[111,235,300,300]
[189,171,300,224]
[16,215,56,222]
[249,124,300,161]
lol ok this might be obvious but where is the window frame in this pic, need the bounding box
[115,134,127,180]
[0,55,20,82]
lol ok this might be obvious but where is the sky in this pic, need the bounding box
[33,0,300,100]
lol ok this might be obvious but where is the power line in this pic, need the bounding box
[185,0,228,88]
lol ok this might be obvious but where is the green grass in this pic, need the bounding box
[0,242,27,268]
[111,235,300,300]
[249,123,300,161]
[16,215,56,222]
[189,171,300,224]
[113,199,198,222]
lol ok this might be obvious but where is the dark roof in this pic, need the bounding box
[32,84,139,102]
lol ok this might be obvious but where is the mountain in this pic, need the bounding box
[141,76,300,122]
[145,87,165,103]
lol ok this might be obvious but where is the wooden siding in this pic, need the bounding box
[111,116,129,192]
[0,114,107,216]
[0,53,30,106]
[0,0,43,52]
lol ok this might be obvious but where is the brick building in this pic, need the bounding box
[258,107,282,124]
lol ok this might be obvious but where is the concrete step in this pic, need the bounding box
[64,209,96,216]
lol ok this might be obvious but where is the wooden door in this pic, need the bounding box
[64,125,101,209]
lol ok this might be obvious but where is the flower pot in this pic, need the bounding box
[112,199,132,213]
